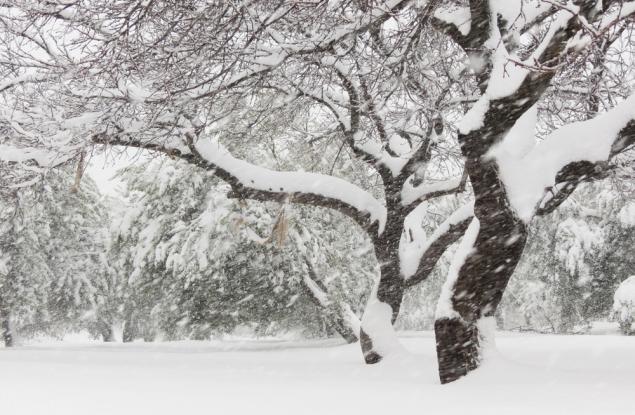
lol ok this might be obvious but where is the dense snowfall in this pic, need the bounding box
[0,0,634,413]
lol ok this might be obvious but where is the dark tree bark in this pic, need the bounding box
[429,0,618,383]
[439,189,527,384]
[435,155,528,383]
[360,180,408,363]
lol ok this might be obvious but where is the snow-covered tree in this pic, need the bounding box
[498,180,635,333]
[612,276,635,335]
[430,0,635,382]
[0,165,106,345]
[0,1,633,384]
[42,170,107,335]
[0,187,51,346]
[0,1,472,363]
[94,158,373,342]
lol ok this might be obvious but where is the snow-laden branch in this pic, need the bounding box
[0,72,51,93]
[600,1,635,26]
[0,144,73,168]
[438,0,633,154]
[402,203,474,287]
[352,132,409,178]
[493,93,635,221]
[192,138,387,234]
[400,174,467,206]
[92,131,387,235]
[567,1,635,50]
[300,256,330,310]
[457,7,576,136]
[433,4,471,37]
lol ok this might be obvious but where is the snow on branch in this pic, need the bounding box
[457,7,576,136]
[600,1,635,27]
[494,93,635,221]
[433,4,471,37]
[444,0,633,148]
[403,203,474,287]
[0,73,50,93]
[192,138,387,234]
[94,131,387,234]
[0,144,73,168]
[567,1,635,50]
[301,258,330,308]
[400,173,467,206]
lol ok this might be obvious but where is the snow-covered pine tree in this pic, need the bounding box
[0,187,52,346]
[96,157,374,342]
[0,164,107,344]
[612,276,635,335]
[501,180,635,333]
[38,168,107,336]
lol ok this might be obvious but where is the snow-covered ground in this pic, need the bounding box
[1,331,633,415]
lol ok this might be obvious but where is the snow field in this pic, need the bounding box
[1,331,633,415]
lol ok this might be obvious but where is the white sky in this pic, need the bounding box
[86,148,149,197]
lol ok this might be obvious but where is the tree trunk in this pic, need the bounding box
[2,314,13,347]
[558,272,576,333]
[101,323,115,342]
[435,161,528,383]
[330,310,359,344]
[122,312,136,343]
[495,308,505,330]
[311,294,359,344]
[360,224,405,363]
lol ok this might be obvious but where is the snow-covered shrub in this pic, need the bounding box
[612,276,635,335]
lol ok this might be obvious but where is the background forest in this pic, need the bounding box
[1,153,633,346]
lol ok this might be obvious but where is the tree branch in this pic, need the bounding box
[405,204,474,288]
[92,133,386,235]
[536,119,635,216]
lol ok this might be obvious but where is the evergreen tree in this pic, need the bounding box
[501,181,635,333]
[94,158,374,342]
[0,165,106,345]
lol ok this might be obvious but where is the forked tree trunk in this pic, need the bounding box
[435,162,528,384]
